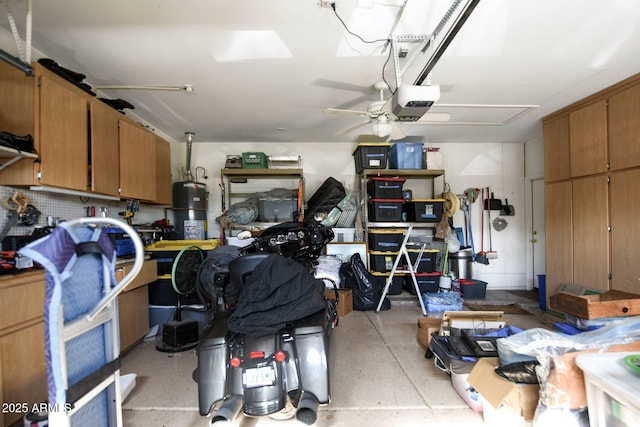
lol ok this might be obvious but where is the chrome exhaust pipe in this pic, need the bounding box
[295,392,319,425]
[210,394,242,425]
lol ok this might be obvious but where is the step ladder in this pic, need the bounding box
[376,224,428,315]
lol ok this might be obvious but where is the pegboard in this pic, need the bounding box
[0,185,167,238]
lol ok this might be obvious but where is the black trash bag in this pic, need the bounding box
[339,261,356,289]
[349,253,390,311]
[494,360,540,384]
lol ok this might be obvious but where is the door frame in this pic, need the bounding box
[525,174,545,290]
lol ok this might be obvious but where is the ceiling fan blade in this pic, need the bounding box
[335,120,371,136]
[313,79,371,94]
[323,108,369,116]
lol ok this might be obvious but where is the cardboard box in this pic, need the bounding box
[417,317,442,348]
[549,290,640,319]
[325,288,352,317]
[439,311,506,336]
[468,357,540,421]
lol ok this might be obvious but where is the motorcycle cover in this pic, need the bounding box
[228,254,327,336]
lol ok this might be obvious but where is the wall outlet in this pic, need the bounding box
[319,0,335,8]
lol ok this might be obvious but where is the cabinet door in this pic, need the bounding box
[0,322,46,427]
[118,286,150,353]
[610,169,640,292]
[572,175,609,291]
[155,136,172,204]
[609,83,640,170]
[38,73,89,191]
[543,115,571,182]
[569,100,608,178]
[119,120,156,200]
[544,181,573,298]
[89,100,121,196]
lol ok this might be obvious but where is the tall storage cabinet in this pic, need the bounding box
[543,72,640,299]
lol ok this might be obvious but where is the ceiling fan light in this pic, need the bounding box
[371,121,392,138]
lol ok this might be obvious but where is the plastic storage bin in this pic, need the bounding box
[404,272,441,294]
[353,143,390,173]
[367,229,404,252]
[460,279,487,299]
[576,352,640,427]
[404,199,445,222]
[366,177,406,199]
[257,195,298,222]
[388,142,424,169]
[406,249,439,273]
[371,272,403,295]
[367,199,404,222]
[369,251,398,273]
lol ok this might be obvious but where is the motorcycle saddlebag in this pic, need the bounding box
[196,316,231,416]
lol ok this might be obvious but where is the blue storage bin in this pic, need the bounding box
[389,142,424,169]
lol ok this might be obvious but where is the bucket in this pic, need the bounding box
[448,248,474,279]
[537,274,546,311]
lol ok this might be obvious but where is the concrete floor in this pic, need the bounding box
[120,290,550,426]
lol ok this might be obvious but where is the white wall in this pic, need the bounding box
[177,139,534,289]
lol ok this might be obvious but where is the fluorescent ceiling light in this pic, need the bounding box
[94,85,193,92]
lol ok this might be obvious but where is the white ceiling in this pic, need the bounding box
[2,0,640,144]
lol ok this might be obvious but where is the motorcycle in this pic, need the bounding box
[195,222,337,425]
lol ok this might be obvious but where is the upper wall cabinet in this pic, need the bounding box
[569,100,608,178]
[609,82,640,171]
[119,119,156,201]
[543,115,570,182]
[89,99,121,197]
[0,61,172,203]
[0,61,88,190]
[155,136,172,205]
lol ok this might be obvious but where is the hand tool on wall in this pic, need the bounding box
[0,191,29,242]
[485,188,498,259]
[476,188,489,265]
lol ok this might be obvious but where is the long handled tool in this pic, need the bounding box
[486,189,498,259]
[475,188,489,265]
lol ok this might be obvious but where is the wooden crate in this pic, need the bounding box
[549,290,640,319]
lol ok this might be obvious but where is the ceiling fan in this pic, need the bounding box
[323,82,405,140]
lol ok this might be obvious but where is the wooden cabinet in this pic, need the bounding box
[0,272,46,427]
[543,115,570,182]
[0,61,172,203]
[544,181,573,299]
[0,61,88,190]
[89,100,121,197]
[119,120,158,202]
[37,71,90,191]
[154,136,172,205]
[544,73,640,298]
[609,82,640,171]
[610,169,640,292]
[116,259,157,352]
[569,100,608,178]
[571,175,609,291]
